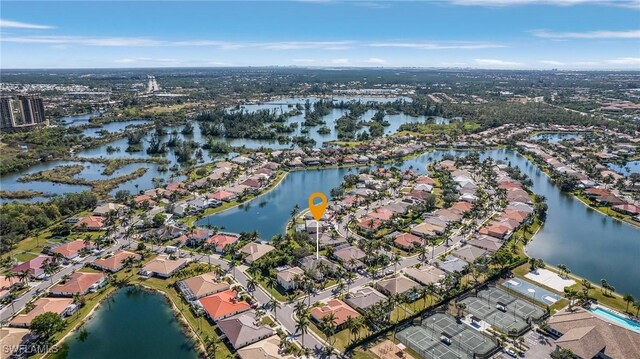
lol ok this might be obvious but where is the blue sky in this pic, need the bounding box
[1,0,639,69]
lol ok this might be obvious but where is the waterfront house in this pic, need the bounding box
[217,311,275,349]
[50,272,105,296]
[177,272,230,301]
[310,299,360,330]
[612,203,640,215]
[208,190,236,202]
[134,194,156,207]
[92,250,141,272]
[10,297,75,328]
[239,242,275,264]
[199,289,251,321]
[345,287,387,312]
[140,255,189,278]
[206,233,239,253]
[11,255,53,279]
[0,328,32,359]
[276,266,305,291]
[237,335,296,359]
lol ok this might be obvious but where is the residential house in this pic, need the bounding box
[432,255,468,273]
[206,233,239,253]
[217,311,275,349]
[239,242,275,264]
[237,335,296,359]
[49,272,106,296]
[140,255,189,278]
[74,216,105,231]
[0,327,32,359]
[92,250,141,272]
[276,267,304,291]
[298,256,337,280]
[333,246,367,270]
[376,275,420,299]
[310,299,360,330]
[92,202,127,217]
[50,240,94,260]
[404,265,446,285]
[177,272,230,301]
[411,222,444,238]
[547,308,640,359]
[345,287,387,312]
[453,245,488,263]
[394,233,423,250]
[10,298,75,328]
[208,190,237,202]
[11,255,53,279]
[199,289,251,321]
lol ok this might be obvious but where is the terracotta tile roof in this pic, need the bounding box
[366,208,394,221]
[51,240,93,259]
[206,234,239,252]
[310,299,360,327]
[10,298,73,326]
[50,272,105,295]
[74,216,105,229]
[451,201,473,213]
[92,250,141,272]
[358,217,383,230]
[199,289,251,321]
[208,190,235,201]
[394,233,423,249]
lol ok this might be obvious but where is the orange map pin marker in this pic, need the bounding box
[308,192,328,221]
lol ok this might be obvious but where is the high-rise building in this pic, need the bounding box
[0,95,47,131]
[147,75,160,93]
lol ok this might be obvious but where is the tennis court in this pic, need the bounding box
[460,286,546,335]
[398,312,498,359]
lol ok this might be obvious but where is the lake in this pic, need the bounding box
[199,148,640,296]
[62,287,197,359]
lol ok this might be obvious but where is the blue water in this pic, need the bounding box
[607,160,640,177]
[589,307,640,333]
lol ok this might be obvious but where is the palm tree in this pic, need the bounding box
[623,294,635,313]
[581,279,593,298]
[295,315,309,346]
[269,297,281,318]
[247,277,258,294]
[294,301,307,317]
[5,293,16,314]
[204,335,220,358]
[228,259,238,277]
[4,271,16,286]
[392,254,401,274]
[633,300,640,317]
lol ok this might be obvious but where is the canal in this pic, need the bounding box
[61,287,197,359]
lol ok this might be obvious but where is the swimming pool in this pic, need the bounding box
[589,306,640,333]
[501,278,562,305]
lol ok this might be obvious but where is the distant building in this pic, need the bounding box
[0,95,48,131]
[147,75,160,93]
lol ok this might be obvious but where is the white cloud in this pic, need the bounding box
[331,58,350,65]
[539,60,566,65]
[368,42,505,50]
[607,57,640,65]
[2,35,164,46]
[366,58,387,64]
[474,58,524,66]
[0,19,55,29]
[114,57,180,65]
[532,29,640,39]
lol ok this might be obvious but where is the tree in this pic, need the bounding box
[295,315,309,346]
[30,312,65,341]
[269,297,281,318]
[623,294,635,313]
[633,300,640,317]
[204,335,220,358]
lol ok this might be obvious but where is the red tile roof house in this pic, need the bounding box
[91,250,141,272]
[416,176,436,185]
[199,289,252,322]
[357,217,383,233]
[134,194,156,207]
[612,203,640,215]
[478,223,512,240]
[206,233,240,253]
[241,178,263,189]
[10,297,75,328]
[366,208,394,221]
[50,240,94,260]
[310,299,360,331]
[49,272,106,296]
[11,255,53,279]
[207,190,237,202]
[74,216,106,231]
[394,233,424,251]
[584,188,613,198]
